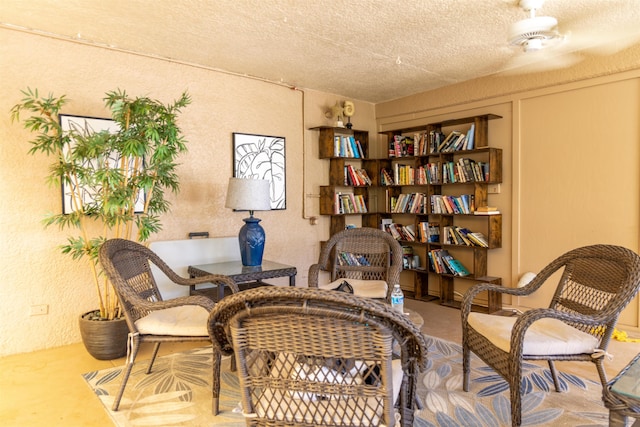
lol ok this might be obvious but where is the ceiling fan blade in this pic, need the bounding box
[499,48,581,75]
[566,26,640,56]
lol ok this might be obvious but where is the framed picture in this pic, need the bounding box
[59,114,145,214]
[233,133,286,210]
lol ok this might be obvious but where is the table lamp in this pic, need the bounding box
[225,177,271,266]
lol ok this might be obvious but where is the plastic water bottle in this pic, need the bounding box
[391,284,404,314]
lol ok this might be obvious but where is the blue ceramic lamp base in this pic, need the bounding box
[238,216,265,266]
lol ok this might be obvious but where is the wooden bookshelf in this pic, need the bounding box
[379,114,503,313]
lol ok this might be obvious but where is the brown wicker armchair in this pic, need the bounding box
[208,286,428,426]
[98,238,239,413]
[308,227,403,302]
[461,244,640,427]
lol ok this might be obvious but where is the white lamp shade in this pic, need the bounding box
[225,178,271,211]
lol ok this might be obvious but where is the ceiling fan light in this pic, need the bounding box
[523,38,543,52]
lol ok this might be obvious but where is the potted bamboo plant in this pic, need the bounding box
[11,88,191,359]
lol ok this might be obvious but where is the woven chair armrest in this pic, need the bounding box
[136,295,216,312]
[172,274,240,294]
[307,263,325,287]
[461,282,527,318]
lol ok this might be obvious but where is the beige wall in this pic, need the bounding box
[0,28,376,356]
[2,26,640,357]
[377,66,640,330]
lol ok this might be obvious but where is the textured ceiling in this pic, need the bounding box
[2,0,640,103]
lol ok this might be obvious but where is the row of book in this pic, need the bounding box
[383,222,417,242]
[435,125,475,152]
[336,251,371,266]
[430,194,475,214]
[344,165,372,186]
[380,158,487,186]
[442,158,489,183]
[384,220,488,247]
[442,226,489,247]
[389,125,476,158]
[389,192,428,214]
[418,221,440,243]
[388,135,414,157]
[333,192,368,214]
[333,135,365,158]
[428,249,471,276]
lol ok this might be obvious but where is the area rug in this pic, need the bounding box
[82,336,609,426]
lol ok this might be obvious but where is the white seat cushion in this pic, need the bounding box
[468,312,599,356]
[135,305,209,336]
[320,278,388,299]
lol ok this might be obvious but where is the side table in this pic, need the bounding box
[188,260,297,301]
[604,351,640,426]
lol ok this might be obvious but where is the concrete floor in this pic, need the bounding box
[1,298,638,426]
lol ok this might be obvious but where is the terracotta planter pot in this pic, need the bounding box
[79,310,129,360]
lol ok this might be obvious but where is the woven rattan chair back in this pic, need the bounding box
[99,238,166,328]
[208,286,428,427]
[308,228,403,302]
[461,244,640,426]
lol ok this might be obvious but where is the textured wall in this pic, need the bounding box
[0,28,376,356]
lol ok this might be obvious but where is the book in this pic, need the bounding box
[447,258,471,276]
[473,211,500,215]
[476,206,497,212]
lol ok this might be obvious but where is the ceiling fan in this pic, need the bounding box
[502,0,640,74]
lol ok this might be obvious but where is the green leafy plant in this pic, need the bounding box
[11,88,191,320]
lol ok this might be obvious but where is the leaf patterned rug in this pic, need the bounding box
[82,336,609,426]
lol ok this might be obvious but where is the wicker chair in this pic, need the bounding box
[461,244,640,427]
[98,238,239,413]
[208,286,428,426]
[308,227,403,302]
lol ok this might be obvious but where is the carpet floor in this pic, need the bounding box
[83,336,609,426]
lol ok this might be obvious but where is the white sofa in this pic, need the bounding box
[149,237,240,300]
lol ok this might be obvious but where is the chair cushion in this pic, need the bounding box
[134,305,209,336]
[468,312,599,356]
[320,278,388,299]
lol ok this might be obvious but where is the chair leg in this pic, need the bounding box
[146,342,161,374]
[462,345,471,391]
[548,360,561,392]
[510,376,522,427]
[113,335,141,411]
[212,350,221,415]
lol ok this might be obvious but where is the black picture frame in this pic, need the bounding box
[232,132,286,210]
[59,114,145,214]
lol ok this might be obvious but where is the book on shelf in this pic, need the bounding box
[344,165,371,186]
[402,245,413,269]
[465,123,475,150]
[473,211,500,215]
[473,206,500,215]
[380,218,393,231]
[389,135,414,158]
[380,168,395,185]
[333,136,364,158]
[430,194,473,214]
[429,249,470,276]
[382,222,417,242]
[446,258,471,276]
[334,192,367,214]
